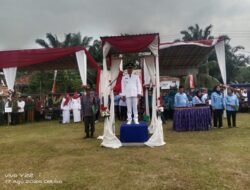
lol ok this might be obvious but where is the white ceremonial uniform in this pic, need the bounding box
[17,100,25,113]
[121,73,142,124]
[201,93,208,104]
[71,97,81,122]
[60,98,71,124]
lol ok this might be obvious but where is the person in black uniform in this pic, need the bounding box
[81,86,97,138]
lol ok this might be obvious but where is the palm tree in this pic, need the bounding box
[34,33,96,93]
[35,33,62,48]
[175,24,216,87]
[88,39,102,63]
[175,25,249,85]
[180,24,214,41]
[35,32,93,48]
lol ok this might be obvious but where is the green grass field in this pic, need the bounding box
[0,113,250,190]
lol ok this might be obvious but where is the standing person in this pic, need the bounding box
[5,97,12,125]
[211,85,224,128]
[201,88,209,105]
[174,85,188,107]
[224,88,239,128]
[17,96,25,124]
[26,96,35,122]
[114,92,121,120]
[71,92,81,123]
[11,96,19,125]
[119,93,127,121]
[94,92,100,122]
[60,93,71,124]
[168,90,176,119]
[121,63,142,124]
[192,90,203,106]
[0,97,5,125]
[163,91,170,121]
[35,97,42,121]
[81,87,96,138]
[159,91,166,124]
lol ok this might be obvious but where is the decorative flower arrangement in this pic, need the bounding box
[100,105,110,118]
[156,106,164,113]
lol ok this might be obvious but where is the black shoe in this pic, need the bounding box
[83,135,89,139]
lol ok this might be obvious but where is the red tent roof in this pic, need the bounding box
[101,33,159,55]
[0,47,100,71]
[0,47,101,92]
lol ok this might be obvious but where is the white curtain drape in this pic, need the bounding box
[143,56,157,133]
[3,67,17,91]
[215,40,226,84]
[110,58,123,133]
[145,89,150,117]
[102,42,111,106]
[143,56,156,86]
[215,40,227,117]
[100,42,122,148]
[101,88,122,148]
[143,59,151,85]
[145,38,166,147]
[145,115,166,147]
[75,50,87,86]
[147,87,157,134]
[110,58,122,88]
[148,37,159,56]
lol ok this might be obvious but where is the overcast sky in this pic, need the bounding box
[1,0,250,54]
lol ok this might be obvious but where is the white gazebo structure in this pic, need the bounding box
[99,33,166,148]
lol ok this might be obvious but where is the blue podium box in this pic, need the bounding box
[120,122,149,143]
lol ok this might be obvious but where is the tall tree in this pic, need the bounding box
[88,39,103,63]
[33,33,95,94]
[180,24,214,41]
[177,24,249,85]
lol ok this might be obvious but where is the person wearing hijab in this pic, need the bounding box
[224,88,239,128]
[201,88,209,105]
[192,90,203,106]
[71,92,81,123]
[211,85,224,128]
[60,93,71,124]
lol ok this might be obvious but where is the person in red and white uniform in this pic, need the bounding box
[71,92,81,122]
[60,93,71,124]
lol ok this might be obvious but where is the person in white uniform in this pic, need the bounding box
[121,63,142,124]
[60,93,71,124]
[17,96,25,123]
[71,92,81,122]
